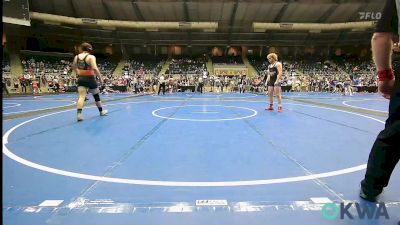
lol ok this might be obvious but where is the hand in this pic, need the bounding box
[378,79,395,99]
[274,81,278,86]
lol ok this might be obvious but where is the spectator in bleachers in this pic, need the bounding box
[19,74,27,93]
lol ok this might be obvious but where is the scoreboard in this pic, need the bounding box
[2,0,30,26]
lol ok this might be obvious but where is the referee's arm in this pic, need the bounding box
[372,0,398,98]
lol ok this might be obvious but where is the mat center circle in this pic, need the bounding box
[152,105,258,121]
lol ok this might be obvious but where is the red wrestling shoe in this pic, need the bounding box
[265,104,274,111]
[277,106,283,113]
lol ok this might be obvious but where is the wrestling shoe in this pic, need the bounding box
[265,105,274,111]
[100,109,108,116]
[77,113,84,122]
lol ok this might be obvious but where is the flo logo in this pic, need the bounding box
[322,203,389,220]
[359,12,382,20]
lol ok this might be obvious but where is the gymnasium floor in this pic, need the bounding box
[2,92,400,225]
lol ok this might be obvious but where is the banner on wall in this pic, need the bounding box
[214,67,248,76]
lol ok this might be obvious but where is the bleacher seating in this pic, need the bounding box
[212,56,243,65]
[168,56,207,75]
[124,55,165,77]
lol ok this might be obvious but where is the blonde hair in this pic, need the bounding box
[267,53,278,61]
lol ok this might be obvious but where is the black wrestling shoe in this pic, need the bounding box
[359,188,382,202]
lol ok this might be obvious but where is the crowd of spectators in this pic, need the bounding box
[6,55,117,94]
[249,56,377,93]
[150,74,253,93]
[297,60,340,77]
[97,58,118,77]
[101,55,166,94]
[294,59,377,92]
[167,56,207,75]
[334,59,376,77]
[123,55,165,77]
[3,53,380,95]
[16,55,72,93]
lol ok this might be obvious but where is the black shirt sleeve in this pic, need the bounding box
[375,0,398,34]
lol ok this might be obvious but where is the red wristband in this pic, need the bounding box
[377,69,395,81]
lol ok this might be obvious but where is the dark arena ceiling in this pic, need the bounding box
[4,0,384,46]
